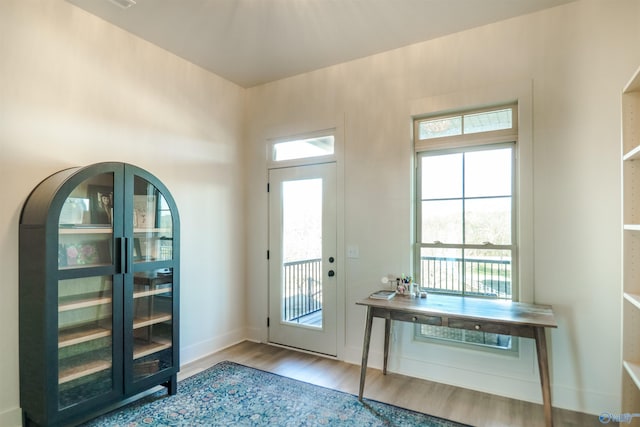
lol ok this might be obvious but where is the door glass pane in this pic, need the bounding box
[58,276,113,409]
[133,177,173,263]
[132,268,174,381]
[58,173,114,269]
[281,178,323,328]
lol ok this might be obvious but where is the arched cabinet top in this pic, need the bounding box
[20,162,179,228]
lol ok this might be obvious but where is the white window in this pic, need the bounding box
[414,105,518,350]
[271,135,335,162]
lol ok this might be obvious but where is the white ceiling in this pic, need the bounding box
[66,0,575,88]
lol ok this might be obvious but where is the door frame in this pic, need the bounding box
[265,126,345,360]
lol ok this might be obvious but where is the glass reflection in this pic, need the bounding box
[57,276,113,408]
[132,268,173,380]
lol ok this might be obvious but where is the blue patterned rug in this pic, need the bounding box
[82,361,471,426]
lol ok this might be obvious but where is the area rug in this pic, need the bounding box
[82,361,470,426]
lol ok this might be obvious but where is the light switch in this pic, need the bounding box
[347,245,359,258]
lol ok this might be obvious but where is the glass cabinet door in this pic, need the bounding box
[57,173,116,409]
[130,176,175,382]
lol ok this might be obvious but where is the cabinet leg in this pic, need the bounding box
[22,411,41,427]
[164,373,178,395]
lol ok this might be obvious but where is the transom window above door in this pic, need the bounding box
[270,134,335,164]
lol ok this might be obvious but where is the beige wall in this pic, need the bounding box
[0,2,246,425]
[245,0,640,415]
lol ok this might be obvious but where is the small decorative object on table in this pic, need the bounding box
[396,274,412,295]
[369,290,396,300]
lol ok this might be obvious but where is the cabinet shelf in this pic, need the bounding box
[59,227,112,235]
[59,359,112,385]
[624,145,640,161]
[624,224,640,231]
[59,325,112,348]
[133,313,172,329]
[59,262,112,271]
[624,361,640,391]
[624,293,640,311]
[134,287,172,299]
[59,293,112,312]
[134,228,171,234]
[624,66,640,93]
[133,338,172,359]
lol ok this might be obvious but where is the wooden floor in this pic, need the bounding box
[179,340,603,427]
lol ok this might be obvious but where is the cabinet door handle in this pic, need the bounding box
[116,237,123,274]
[122,237,129,274]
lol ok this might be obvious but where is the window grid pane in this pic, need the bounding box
[418,247,512,299]
[463,108,513,134]
[464,197,512,245]
[464,148,512,198]
[418,116,462,140]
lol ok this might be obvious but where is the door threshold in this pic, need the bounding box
[266,341,338,360]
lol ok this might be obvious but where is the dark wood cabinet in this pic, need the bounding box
[19,162,180,426]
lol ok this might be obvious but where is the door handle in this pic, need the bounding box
[328,270,335,277]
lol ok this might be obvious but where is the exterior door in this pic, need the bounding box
[268,163,337,356]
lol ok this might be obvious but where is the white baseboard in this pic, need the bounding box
[179,328,247,366]
[343,343,617,416]
[245,326,266,343]
[0,406,21,427]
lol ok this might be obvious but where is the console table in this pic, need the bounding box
[356,294,558,427]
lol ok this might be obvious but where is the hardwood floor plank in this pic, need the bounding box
[179,341,602,427]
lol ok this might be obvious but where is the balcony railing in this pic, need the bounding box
[419,256,511,299]
[281,256,510,324]
[283,258,322,322]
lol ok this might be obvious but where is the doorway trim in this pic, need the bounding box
[265,124,345,360]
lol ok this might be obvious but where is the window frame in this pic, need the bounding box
[413,104,519,352]
[415,142,517,299]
